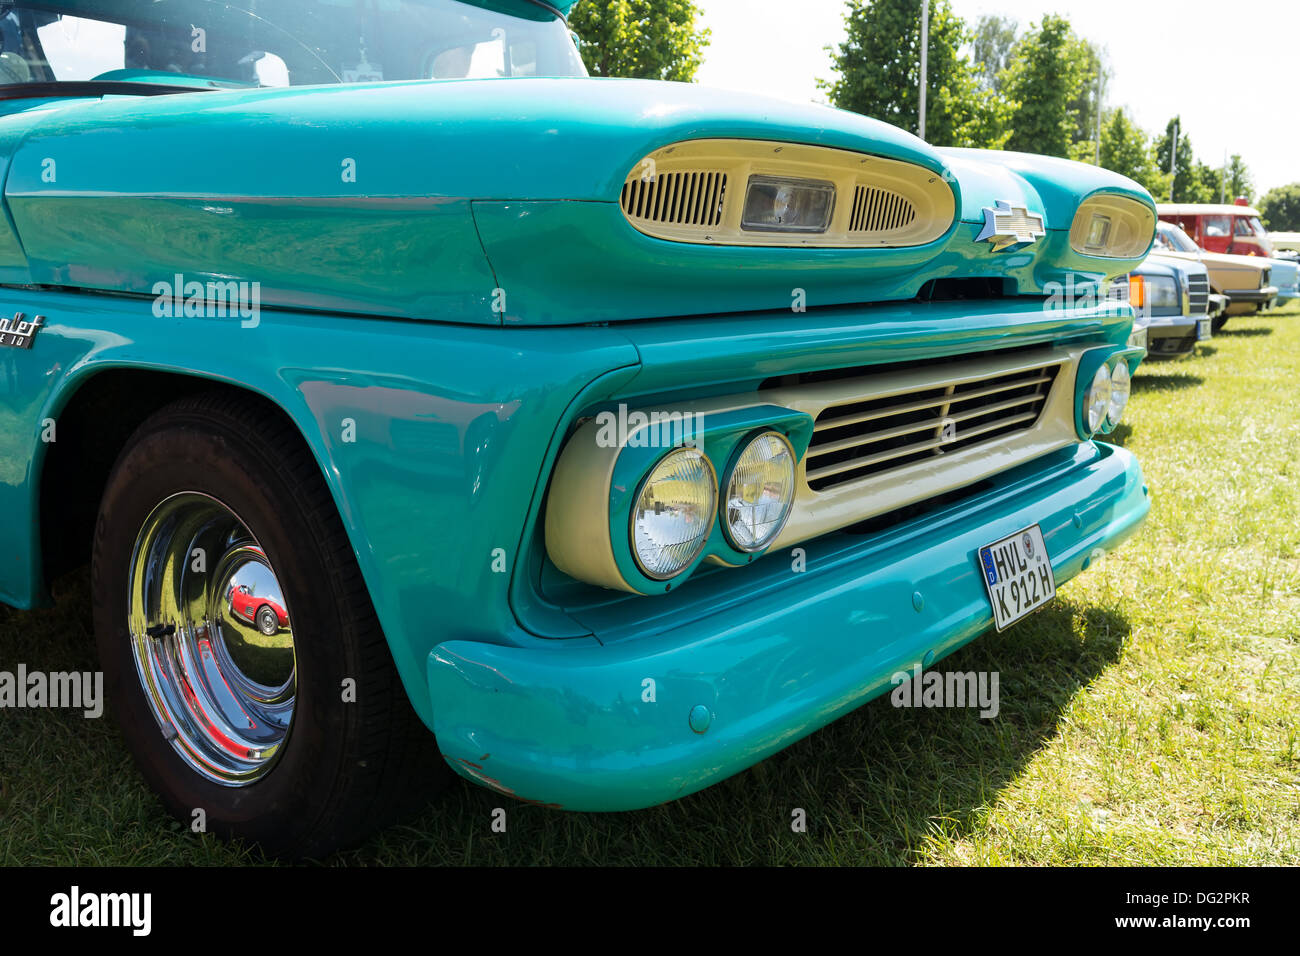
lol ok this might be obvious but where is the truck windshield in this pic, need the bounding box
[1156,223,1201,254]
[0,0,585,88]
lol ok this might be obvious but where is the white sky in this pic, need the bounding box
[695,0,1300,195]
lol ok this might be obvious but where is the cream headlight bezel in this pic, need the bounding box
[543,403,815,595]
[618,138,957,248]
[1069,194,1157,259]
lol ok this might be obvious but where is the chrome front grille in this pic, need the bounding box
[804,364,1060,491]
[619,170,727,228]
[1187,273,1210,315]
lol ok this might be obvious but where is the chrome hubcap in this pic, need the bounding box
[128,493,296,786]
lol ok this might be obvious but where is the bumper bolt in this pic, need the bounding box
[688,704,712,734]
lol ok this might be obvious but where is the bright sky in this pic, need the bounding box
[695,0,1300,195]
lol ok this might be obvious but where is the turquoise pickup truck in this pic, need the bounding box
[0,0,1153,856]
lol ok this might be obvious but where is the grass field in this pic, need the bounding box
[2,302,1297,866]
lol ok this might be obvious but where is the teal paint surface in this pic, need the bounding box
[0,78,1152,325]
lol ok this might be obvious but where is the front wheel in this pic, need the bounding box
[1211,315,1228,334]
[92,391,446,857]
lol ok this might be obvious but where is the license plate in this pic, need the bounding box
[977,524,1056,631]
[1197,318,1212,341]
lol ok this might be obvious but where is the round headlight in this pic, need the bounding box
[630,447,717,580]
[1107,361,1131,425]
[723,431,796,552]
[1086,364,1112,434]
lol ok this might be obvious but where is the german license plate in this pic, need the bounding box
[977,524,1056,631]
[1197,318,1212,341]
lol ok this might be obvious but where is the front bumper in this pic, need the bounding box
[1227,286,1279,304]
[1145,315,1201,358]
[428,442,1148,811]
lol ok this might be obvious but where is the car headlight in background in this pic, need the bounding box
[1144,274,1185,308]
[723,432,796,551]
[1069,195,1156,258]
[1107,361,1130,425]
[741,175,836,233]
[1086,364,1112,433]
[630,447,717,580]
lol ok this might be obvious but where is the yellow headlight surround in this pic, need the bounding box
[1069,195,1156,259]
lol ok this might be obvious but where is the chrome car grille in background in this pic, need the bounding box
[1187,273,1210,315]
[620,171,727,228]
[803,365,1060,491]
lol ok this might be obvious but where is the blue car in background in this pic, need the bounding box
[1121,254,1219,359]
[1265,257,1299,308]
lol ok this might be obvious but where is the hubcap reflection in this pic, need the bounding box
[127,493,296,785]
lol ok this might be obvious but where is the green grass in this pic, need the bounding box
[3,303,1298,866]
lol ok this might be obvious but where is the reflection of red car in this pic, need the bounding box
[228,585,289,636]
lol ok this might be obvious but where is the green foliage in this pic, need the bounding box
[971,14,1017,93]
[1065,38,1106,148]
[568,0,710,81]
[1097,108,1169,198]
[1259,183,1300,231]
[821,0,1010,149]
[1225,155,1254,204]
[1001,15,1089,158]
[1152,117,1213,202]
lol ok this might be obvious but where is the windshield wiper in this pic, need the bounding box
[0,81,215,101]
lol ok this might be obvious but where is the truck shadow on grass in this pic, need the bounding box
[351,598,1130,866]
[1,569,1127,866]
[1131,370,1204,393]
[1216,326,1273,338]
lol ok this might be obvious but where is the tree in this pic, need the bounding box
[568,0,710,81]
[971,14,1016,93]
[1259,183,1300,231]
[1225,154,1254,203]
[1001,15,1089,158]
[1097,108,1168,198]
[1152,117,1211,202]
[1065,38,1106,151]
[821,0,1007,148]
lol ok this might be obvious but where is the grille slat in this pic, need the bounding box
[807,391,1050,460]
[806,413,1043,484]
[620,170,727,228]
[804,364,1060,491]
[849,185,916,233]
[812,374,1054,433]
[1187,273,1209,315]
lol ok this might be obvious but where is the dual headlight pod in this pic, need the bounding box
[630,431,797,580]
[1077,348,1139,438]
[545,407,812,596]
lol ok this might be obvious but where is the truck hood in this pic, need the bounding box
[0,78,1154,325]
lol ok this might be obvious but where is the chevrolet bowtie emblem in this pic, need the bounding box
[976,200,1045,252]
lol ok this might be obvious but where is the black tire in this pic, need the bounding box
[1211,315,1228,334]
[92,390,448,858]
